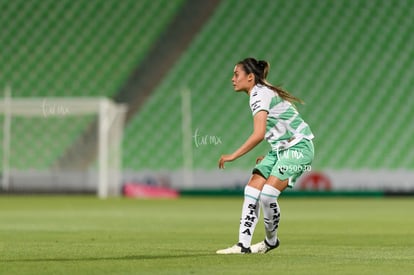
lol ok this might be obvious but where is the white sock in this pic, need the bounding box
[260,184,281,246]
[238,185,261,248]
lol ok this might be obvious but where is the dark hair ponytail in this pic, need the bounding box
[257,60,269,78]
[238,57,304,105]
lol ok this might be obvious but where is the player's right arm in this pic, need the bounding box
[219,110,267,169]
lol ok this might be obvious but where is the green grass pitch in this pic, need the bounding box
[0,196,413,274]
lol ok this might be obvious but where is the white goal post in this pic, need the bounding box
[0,91,127,198]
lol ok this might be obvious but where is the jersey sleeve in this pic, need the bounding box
[249,87,272,116]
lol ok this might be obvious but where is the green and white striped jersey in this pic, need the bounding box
[249,84,314,151]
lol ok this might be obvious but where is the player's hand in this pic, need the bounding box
[256,156,265,164]
[218,154,236,169]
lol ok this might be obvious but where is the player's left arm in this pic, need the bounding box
[219,110,267,169]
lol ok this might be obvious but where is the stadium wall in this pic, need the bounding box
[122,169,414,194]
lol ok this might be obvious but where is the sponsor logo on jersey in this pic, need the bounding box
[251,100,261,112]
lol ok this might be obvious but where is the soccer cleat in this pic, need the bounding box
[216,243,251,254]
[250,238,280,254]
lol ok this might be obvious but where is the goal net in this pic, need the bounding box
[0,91,127,198]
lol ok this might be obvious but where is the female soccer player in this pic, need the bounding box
[216,57,314,254]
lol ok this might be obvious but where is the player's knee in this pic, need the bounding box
[266,175,289,192]
[247,173,266,190]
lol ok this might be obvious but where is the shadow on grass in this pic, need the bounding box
[2,253,214,263]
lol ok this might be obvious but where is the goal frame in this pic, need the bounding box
[0,92,127,198]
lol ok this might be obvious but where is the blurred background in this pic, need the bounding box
[0,0,413,197]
